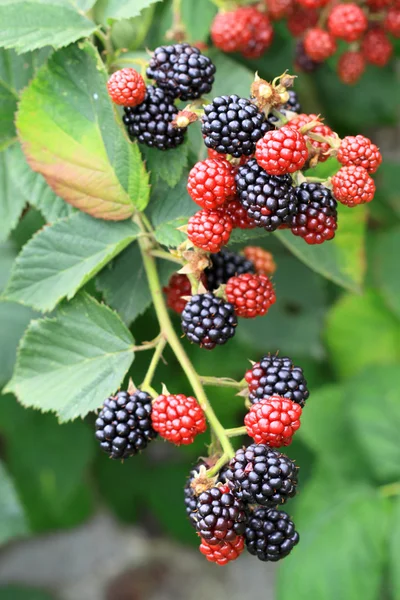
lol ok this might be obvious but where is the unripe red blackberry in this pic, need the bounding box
[304,28,337,62]
[337,135,382,174]
[95,390,157,459]
[225,198,257,230]
[199,535,245,565]
[187,208,233,253]
[243,246,276,276]
[337,51,366,85]
[163,273,191,314]
[202,95,270,158]
[181,292,238,349]
[236,6,274,58]
[235,159,298,232]
[187,158,237,210]
[245,354,309,406]
[244,395,302,447]
[385,6,400,37]
[294,40,321,74]
[151,394,207,445]
[265,0,293,21]
[107,68,146,107]
[288,113,334,162]
[146,43,215,100]
[191,484,248,545]
[225,444,298,507]
[245,508,299,561]
[287,5,318,37]
[331,165,375,207]
[362,28,393,67]
[327,3,368,42]
[255,126,308,175]
[225,273,276,318]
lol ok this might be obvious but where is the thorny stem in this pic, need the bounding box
[141,336,167,389]
[199,375,246,390]
[136,215,235,460]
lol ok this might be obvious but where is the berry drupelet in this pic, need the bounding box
[245,508,299,561]
[123,85,186,150]
[202,95,270,158]
[245,354,309,407]
[291,182,338,245]
[235,159,298,232]
[225,273,276,318]
[181,292,237,349]
[146,43,215,101]
[205,248,255,291]
[187,208,233,253]
[225,444,298,507]
[244,395,302,447]
[199,535,245,565]
[187,158,237,210]
[151,394,207,445]
[107,68,146,107]
[95,390,157,459]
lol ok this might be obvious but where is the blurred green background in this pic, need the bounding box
[0,0,399,599]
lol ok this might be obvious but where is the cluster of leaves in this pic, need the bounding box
[0,1,399,599]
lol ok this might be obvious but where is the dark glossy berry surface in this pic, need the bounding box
[245,508,299,561]
[123,85,186,150]
[95,390,157,459]
[246,354,309,407]
[202,95,270,157]
[146,43,215,100]
[236,159,298,231]
[181,292,237,349]
[225,444,298,507]
[283,90,302,113]
[205,248,255,291]
[292,182,338,244]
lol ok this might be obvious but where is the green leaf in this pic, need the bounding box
[326,290,400,379]
[210,51,254,98]
[276,203,366,293]
[371,227,400,319]
[7,143,75,222]
[110,7,156,50]
[0,301,37,390]
[0,587,54,600]
[0,148,27,241]
[4,212,140,312]
[0,80,17,150]
[141,138,189,188]
[16,41,150,220]
[0,1,96,54]
[0,459,28,546]
[375,162,400,217]
[277,474,389,600]
[389,498,400,600]
[347,365,400,483]
[181,0,217,42]
[154,218,187,248]
[5,293,135,420]
[0,395,94,531]
[147,174,195,229]
[97,243,176,325]
[97,0,162,22]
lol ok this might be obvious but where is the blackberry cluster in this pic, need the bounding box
[246,355,309,407]
[95,390,157,459]
[123,86,186,150]
[235,159,298,231]
[191,484,247,544]
[205,248,255,291]
[146,43,216,101]
[225,444,298,507]
[245,508,299,562]
[292,182,338,245]
[202,95,270,157]
[181,292,237,349]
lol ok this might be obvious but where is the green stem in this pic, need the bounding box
[305,176,328,183]
[200,376,246,390]
[94,28,114,69]
[225,426,247,438]
[151,249,184,265]
[380,482,400,498]
[137,222,235,459]
[142,336,167,389]
[206,453,230,478]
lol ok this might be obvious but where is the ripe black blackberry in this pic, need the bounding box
[205,248,255,291]
[245,508,299,562]
[146,43,216,101]
[123,85,186,150]
[246,354,309,407]
[202,95,270,158]
[181,292,237,349]
[292,182,338,244]
[235,159,298,231]
[191,484,248,544]
[95,390,157,459]
[283,90,301,114]
[225,444,298,507]
[184,462,228,527]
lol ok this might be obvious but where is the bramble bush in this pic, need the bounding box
[0,0,399,597]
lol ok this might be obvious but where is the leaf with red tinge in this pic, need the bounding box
[16,41,150,220]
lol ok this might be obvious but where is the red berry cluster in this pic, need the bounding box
[210,0,399,85]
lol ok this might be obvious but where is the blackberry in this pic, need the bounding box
[245,508,299,561]
[123,85,186,150]
[191,484,248,544]
[95,390,157,459]
[205,248,255,291]
[283,90,301,114]
[295,182,337,216]
[225,444,298,507]
[146,43,215,101]
[181,292,237,349]
[184,462,227,527]
[246,355,309,407]
[202,95,270,158]
[236,159,298,231]
[292,182,338,244]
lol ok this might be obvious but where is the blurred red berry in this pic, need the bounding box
[163,273,191,314]
[265,0,293,20]
[327,4,368,42]
[331,165,375,207]
[337,51,366,84]
[362,28,393,66]
[287,5,318,36]
[337,135,382,173]
[303,28,337,62]
[384,5,400,37]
